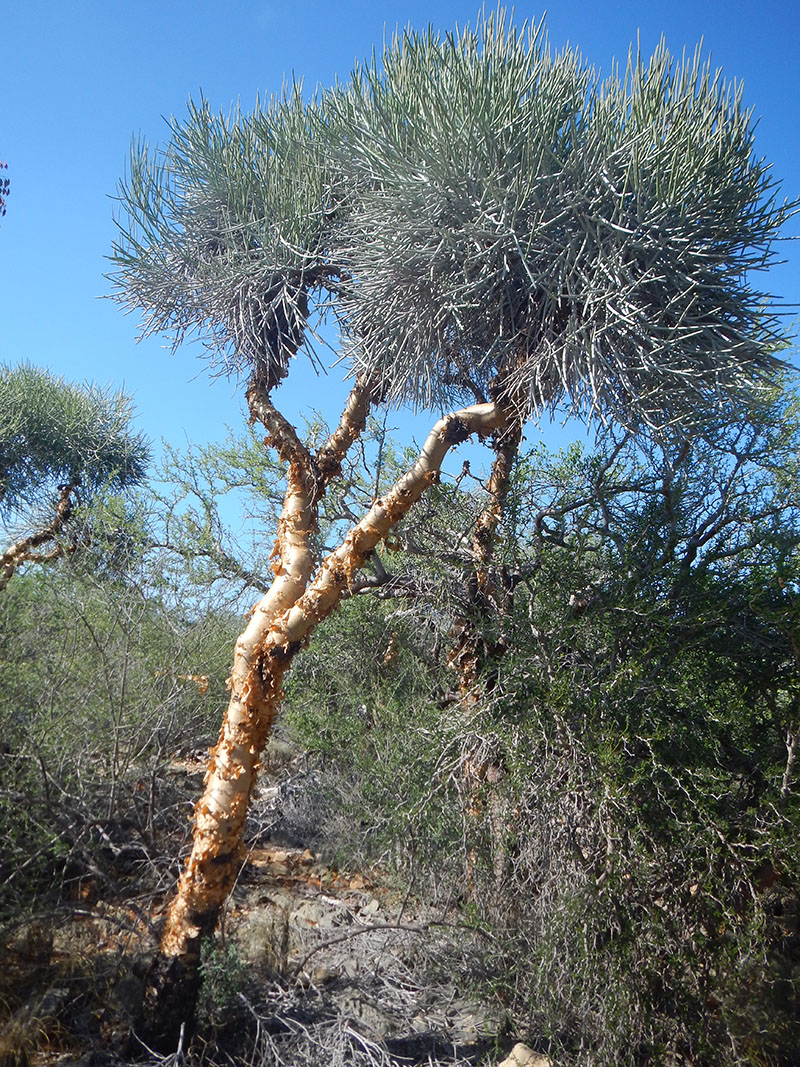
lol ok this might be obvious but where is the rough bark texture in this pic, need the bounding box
[159,378,374,964]
[143,399,504,1048]
[267,402,504,647]
[447,412,524,900]
[142,379,377,1048]
[448,414,524,698]
[0,482,77,592]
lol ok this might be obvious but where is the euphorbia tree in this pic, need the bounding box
[111,11,794,1040]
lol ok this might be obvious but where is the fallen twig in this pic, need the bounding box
[290,917,496,981]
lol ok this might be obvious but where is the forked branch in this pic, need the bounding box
[0,482,79,592]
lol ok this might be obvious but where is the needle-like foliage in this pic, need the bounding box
[112,89,339,387]
[331,13,795,424]
[110,9,796,427]
[0,362,149,518]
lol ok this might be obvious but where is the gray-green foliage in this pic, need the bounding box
[334,18,794,422]
[0,362,149,519]
[113,90,335,386]
[112,11,795,429]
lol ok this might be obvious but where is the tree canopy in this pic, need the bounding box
[0,363,150,590]
[0,362,149,520]
[106,10,800,1053]
[112,12,796,429]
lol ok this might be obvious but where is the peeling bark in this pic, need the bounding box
[0,482,78,592]
[157,377,375,966]
[146,399,505,1047]
[312,375,375,495]
[448,413,524,698]
[269,402,504,649]
[157,447,314,961]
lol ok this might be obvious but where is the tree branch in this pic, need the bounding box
[0,482,79,591]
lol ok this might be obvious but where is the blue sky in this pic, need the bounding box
[1,0,798,471]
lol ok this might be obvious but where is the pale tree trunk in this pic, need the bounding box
[143,398,505,1046]
[143,375,374,1039]
[162,377,375,959]
[0,482,78,591]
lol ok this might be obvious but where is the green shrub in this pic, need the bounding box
[0,563,238,919]
[197,939,247,1028]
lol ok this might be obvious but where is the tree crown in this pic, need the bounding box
[0,362,150,517]
[110,10,797,429]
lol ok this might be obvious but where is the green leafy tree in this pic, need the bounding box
[479,406,800,1065]
[148,413,395,603]
[289,392,800,1065]
[0,362,149,589]
[0,562,239,920]
[110,11,795,1041]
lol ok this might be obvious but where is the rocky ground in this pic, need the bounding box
[225,841,503,1060]
[0,756,540,1067]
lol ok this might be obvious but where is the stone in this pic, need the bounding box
[291,897,345,929]
[311,963,337,985]
[497,1043,552,1067]
[234,907,291,974]
[333,991,398,1039]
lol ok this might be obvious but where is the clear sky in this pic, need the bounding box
[1,0,798,468]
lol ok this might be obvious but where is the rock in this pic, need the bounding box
[264,737,300,769]
[498,1043,552,1067]
[333,991,398,1038]
[311,963,337,985]
[235,907,291,975]
[291,897,345,930]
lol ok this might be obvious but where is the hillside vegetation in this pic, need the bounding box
[1,396,798,1066]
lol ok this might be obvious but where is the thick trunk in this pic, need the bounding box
[158,456,314,961]
[142,378,374,1046]
[144,400,504,1047]
[159,377,374,964]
